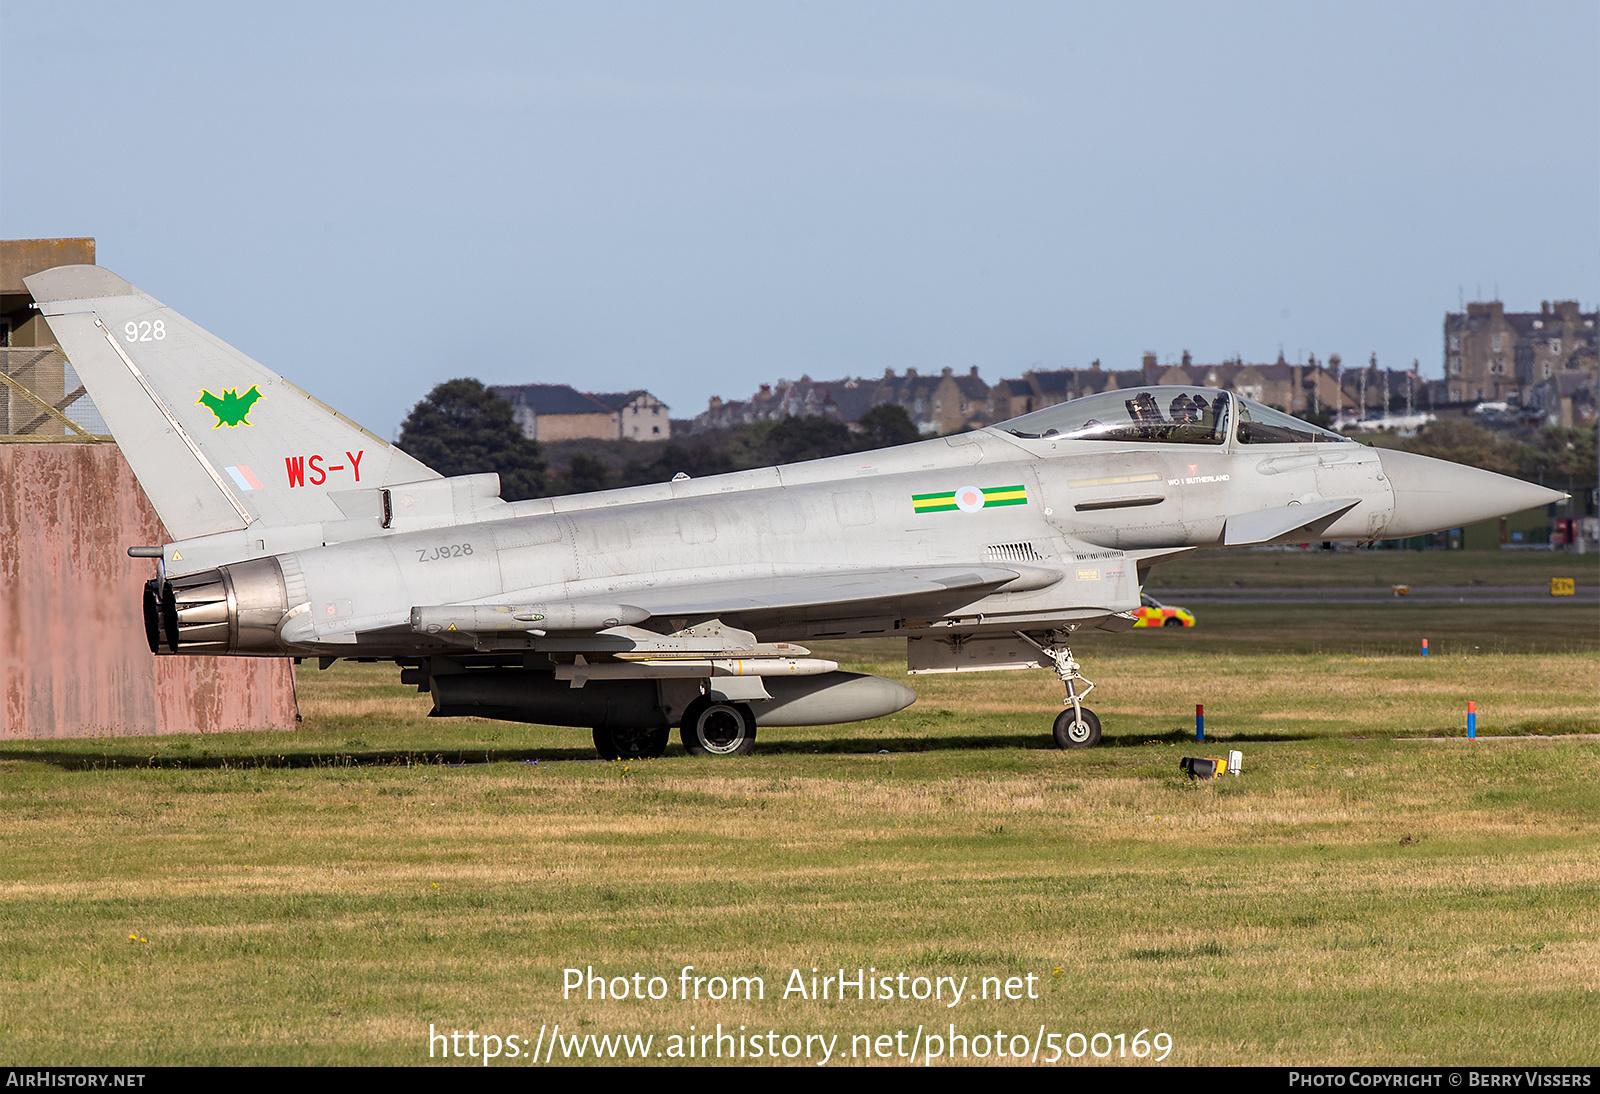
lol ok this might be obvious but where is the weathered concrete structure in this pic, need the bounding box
[1,237,95,349]
[3,238,104,440]
[2,237,297,738]
[1,443,299,738]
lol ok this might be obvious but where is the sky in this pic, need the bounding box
[2,1,1596,439]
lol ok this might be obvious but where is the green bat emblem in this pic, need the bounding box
[197,385,263,427]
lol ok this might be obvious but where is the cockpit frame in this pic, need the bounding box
[990,385,1352,449]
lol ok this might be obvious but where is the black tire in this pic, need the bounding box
[1163,617,1184,628]
[593,724,670,761]
[680,698,757,757]
[1053,706,1102,749]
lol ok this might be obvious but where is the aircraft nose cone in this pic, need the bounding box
[1377,448,1568,538]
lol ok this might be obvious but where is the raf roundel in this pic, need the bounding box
[953,485,985,514]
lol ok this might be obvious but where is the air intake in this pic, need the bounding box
[986,541,1047,563]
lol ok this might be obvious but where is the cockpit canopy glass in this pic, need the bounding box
[996,386,1230,445]
[1234,397,1351,444]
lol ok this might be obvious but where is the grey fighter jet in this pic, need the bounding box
[25,265,1565,756]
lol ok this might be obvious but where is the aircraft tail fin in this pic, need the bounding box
[24,265,439,541]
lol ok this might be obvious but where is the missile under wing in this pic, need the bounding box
[25,265,1565,756]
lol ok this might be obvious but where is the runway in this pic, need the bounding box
[1150,585,1598,605]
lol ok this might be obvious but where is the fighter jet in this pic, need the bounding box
[25,265,1566,757]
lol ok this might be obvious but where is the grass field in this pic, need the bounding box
[3,555,1598,1066]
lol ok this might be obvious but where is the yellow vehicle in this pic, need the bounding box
[1133,593,1195,628]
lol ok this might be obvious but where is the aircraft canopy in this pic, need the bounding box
[1233,397,1351,444]
[996,386,1354,447]
[996,386,1230,445]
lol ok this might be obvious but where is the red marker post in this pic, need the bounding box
[1421,638,1429,657]
[1467,700,1477,740]
[1196,704,1204,743]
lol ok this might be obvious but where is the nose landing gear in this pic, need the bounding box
[1016,630,1102,749]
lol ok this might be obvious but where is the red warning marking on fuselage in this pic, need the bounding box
[285,450,364,488]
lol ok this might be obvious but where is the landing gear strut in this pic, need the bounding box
[1017,630,1102,749]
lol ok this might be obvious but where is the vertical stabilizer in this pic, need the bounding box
[24,265,439,541]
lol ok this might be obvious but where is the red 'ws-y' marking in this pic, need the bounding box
[285,450,364,488]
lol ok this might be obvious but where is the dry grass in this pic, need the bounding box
[281,647,1599,747]
[4,615,1598,1065]
[843,647,1600,741]
[5,728,1599,1066]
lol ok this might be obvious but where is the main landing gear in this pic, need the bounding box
[591,698,760,760]
[679,697,758,757]
[1017,630,1102,749]
[593,724,671,760]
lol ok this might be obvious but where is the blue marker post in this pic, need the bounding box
[1421,638,1429,657]
[1196,703,1204,743]
[1467,700,1476,740]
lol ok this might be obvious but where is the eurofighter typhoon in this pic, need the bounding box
[26,265,1564,758]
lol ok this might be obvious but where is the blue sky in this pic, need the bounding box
[3,1,1595,437]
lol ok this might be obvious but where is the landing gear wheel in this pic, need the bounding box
[1014,630,1103,750]
[680,698,757,757]
[593,724,670,760]
[1053,707,1102,749]
[1163,617,1184,628]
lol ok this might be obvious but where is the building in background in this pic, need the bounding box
[988,353,1414,423]
[683,300,1598,437]
[592,390,671,440]
[988,362,1137,420]
[874,366,991,434]
[696,375,865,432]
[1444,300,1598,421]
[693,366,991,436]
[492,383,672,442]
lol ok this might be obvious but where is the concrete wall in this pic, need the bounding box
[1,237,94,348]
[1,443,298,738]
